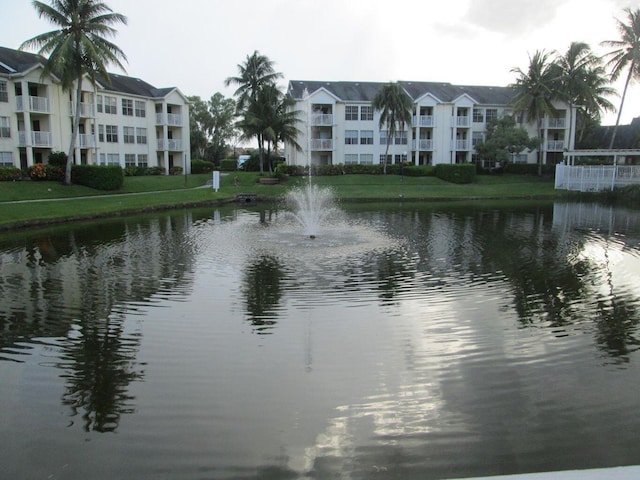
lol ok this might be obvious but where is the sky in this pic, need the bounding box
[2,0,639,126]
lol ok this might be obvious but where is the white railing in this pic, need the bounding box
[453,116,470,127]
[412,115,434,127]
[78,134,96,148]
[156,113,183,126]
[412,139,433,150]
[555,164,640,192]
[16,95,50,113]
[69,101,95,117]
[311,113,333,126]
[547,140,565,151]
[18,130,53,147]
[454,139,469,150]
[157,139,183,151]
[310,139,333,150]
[547,118,566,129]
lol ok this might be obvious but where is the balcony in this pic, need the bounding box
[453,139,469,150]
[69,101,95,117]
[310,139,333,150]
[412,115,434,127]
[157,139,183,151]
[547,118,566,129]
[16,95,50,113]
[412,139,434,150]
[311,113,333,126]
[78,134,96,148]
[18,130,53,147]
[156,113,183,126]
[453,116,470,127]
[547,140,565,151]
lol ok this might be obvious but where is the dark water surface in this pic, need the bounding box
[1,201,640,479]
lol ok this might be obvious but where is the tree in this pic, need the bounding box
[474,116,538,167]
[510,50,559,175]
[187,93,237,163]
[20,0,127,185]
[372,82,413,174]
[601,7,640,149]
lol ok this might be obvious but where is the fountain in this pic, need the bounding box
[285,183,340,238]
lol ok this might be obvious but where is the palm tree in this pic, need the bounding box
[372,82,413,174]
[20,0,127,185]
[552,42,617,150]
[601,7,640,149]
[225,51,283,111]
[510,50,559,175]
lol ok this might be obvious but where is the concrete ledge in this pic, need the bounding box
[446,465,640,480]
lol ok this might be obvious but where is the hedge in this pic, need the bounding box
[71,164,124,190]
[219,158,237,171]
[191,159,215,174]
[504,163,556,175]
[434,164,476,184]
[0,167,22,181]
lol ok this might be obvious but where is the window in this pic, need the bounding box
[98,124,105,142]
[97,95,103,113]
[104,96,117,114]
[345,130,358,145]
[345,105,358,121]
[360,130,373,145]
[107,153,119,165]
[359,154,373,164]
[0,117,10,138]
[135,100,146,118]
[136,127,147,144]
[122,98,133,116]
[513,154,528,163]
[99,153,106,165]
[0,81,8,102]
[473,108,484,123]
[394,131,408,145]
[394,154,407,164]
[125,153,136,167]
[344,154,358,164]
[137,154,148,167]
[360,106,373,121]
[0,151,12,166]
[379,130,389,145]
[105,125,118,143]
[485,108,498,122]
[472,131,484,146]
[379,154,392,164]
[123,126,135,144]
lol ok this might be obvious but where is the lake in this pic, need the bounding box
[1,200,639,479]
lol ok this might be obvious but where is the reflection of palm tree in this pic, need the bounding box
[243,255,286,333]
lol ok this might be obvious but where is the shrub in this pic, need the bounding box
[0,167,22,181]
[47,151,68,168]
[71,164,124,190]
[146,166,165,176]
[403,165,436,177]
[169,166,183,175]
[191,159,214,174]
[45,165,64,182]
[504,163,555,175]
[435,164,476,184]
[219,158,237,171]
[29,163,48,181]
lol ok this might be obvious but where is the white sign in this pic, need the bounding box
[212,170,220,192]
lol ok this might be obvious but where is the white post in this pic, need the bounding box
[212,170,220,192]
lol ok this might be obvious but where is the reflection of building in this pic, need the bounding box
[0,46,190,173]
[285,80,576,168]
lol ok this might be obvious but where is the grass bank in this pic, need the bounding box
[0,172,562,230]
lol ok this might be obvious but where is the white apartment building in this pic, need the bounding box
[0,46,190,173]
[285,80,576,168]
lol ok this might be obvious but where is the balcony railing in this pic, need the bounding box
[157,139,183,151]
[16,95,50,113]
[547,118,566,129]
[311,113,333,126]
[69,101,95,117]
[412,139,434,150]
[453,139,469,150]
[453,116,470,127]
[412,115,434,127]
[156,113,183,126]
[310,139,333,150]
[18,130,53,147]
[78,134,96,148]
[547,140,565,151]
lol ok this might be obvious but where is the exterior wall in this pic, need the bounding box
[285,83,576,168]
[0,67,190,174]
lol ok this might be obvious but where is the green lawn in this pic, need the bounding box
[0,173,562,229]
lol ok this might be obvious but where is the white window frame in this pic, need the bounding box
[360,130,373,145]
[123,126,135,144]
[360,106,373,121]
[345,105,358,121]
[136,127,147,144]
[345,130,358,145]
[0,81,8,102]
[105,125,118,143]
[135,100,146,118]
[0,151,13,166]
[104,95,117,114]
[137,154,148,167]
[122,98,133,116]
[0,116,10,138]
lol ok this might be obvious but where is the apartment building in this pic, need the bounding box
[0,46,190,173]
[285,80,576,168]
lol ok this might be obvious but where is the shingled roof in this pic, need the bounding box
[288,80,516,105]
[0,46,46,75]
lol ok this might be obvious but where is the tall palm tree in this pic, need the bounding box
[372,82,413,174]
[575,65,617,146]
[225,51,283,112]
[601,7,640,149]
[20,0,127,185]
[510,50,559,175]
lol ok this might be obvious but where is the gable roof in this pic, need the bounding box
[0,46,46,76]
[289,79,516,105]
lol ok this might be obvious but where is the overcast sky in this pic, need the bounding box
[3,0,638,125]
